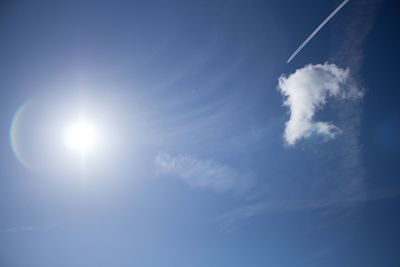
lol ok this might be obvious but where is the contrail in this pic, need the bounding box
[287,0,350,63]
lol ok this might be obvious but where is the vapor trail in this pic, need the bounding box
[287,0,350,63]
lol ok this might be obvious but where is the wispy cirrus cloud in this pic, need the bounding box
[3,224,58,234]
[331,0,383,74]
[221,63,365,230]
[155,152,255,194]
[216,0,387,243]
[217,187,400,232]
[278,62,362,145]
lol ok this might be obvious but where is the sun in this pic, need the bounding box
[63,118,99,156]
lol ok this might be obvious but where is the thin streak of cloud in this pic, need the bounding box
[217,188,400,231]
[3,224,58,234]
[155,152,255,194]
[331,0,383,74]
[287,0,350,63]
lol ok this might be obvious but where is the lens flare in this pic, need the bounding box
[10,100,38,170]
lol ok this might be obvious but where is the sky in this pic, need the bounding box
[0,0,399,266]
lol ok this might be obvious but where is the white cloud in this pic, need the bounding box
[155,152,254,193]
[278,62,361,145]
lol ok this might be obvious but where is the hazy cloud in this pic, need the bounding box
[278,62,361,145]
[217,186,400,232]
[3,224,58,234]
[155,152,255,193]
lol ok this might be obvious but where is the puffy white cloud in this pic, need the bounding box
[278,62,361,145]
[155,152,254,193]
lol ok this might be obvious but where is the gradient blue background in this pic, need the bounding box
[0,0,399,266]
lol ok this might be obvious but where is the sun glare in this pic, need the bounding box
[63,118,99,155]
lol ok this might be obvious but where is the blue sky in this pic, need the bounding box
[0,0,399,266]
